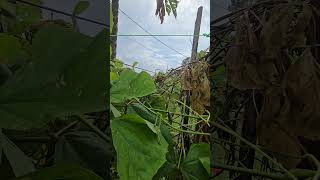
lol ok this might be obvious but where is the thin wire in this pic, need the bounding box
[13,0,176,74]
[118,8,188,58]
[122,36,179,61]
[14,0,108,28]
[124,36,160,54]
[111,34,209,37]
[111,59,155,73]
[123,64,155,73]
[120,35,186,67]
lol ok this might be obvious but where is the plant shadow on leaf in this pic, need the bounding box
[0,25,107,130]
[54,131,112,179]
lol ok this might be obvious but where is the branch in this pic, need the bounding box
[211,162,316,180]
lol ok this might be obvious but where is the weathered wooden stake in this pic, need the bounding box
[183,6,203,151]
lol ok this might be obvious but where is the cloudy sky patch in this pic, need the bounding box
[117,0,210,73]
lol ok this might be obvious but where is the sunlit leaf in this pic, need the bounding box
[110,69,156,103]
[110,71,119,81]
[149,94,166,117]
[111,114,168,180]
[110,103,121,117]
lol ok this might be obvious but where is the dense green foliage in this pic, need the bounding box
[109,63,210,179]
[0,0,211,179]
[14,165,103,180]
[0,26,107,130]
[0,1,111,179]
[109,21,210,177]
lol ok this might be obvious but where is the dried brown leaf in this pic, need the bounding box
[155,0,165,24]
[181,67,192,90]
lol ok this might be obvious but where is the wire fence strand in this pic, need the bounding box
[14,0,108,28]
[111,34,209,37]
[118,8,188,58]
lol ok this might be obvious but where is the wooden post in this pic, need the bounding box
[190,6,203,62]
[183,6,203,151]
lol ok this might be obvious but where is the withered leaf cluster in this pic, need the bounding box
[224,1,320,168]
[181,60,210,115]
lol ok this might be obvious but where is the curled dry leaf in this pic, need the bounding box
[281,49,320,139]
[181,61,210,114]
[155,0,165,24]
[257,121,302,169]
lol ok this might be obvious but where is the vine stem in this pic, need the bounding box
[303,154,320,180]
[149,107,207,120]
[53,120,78,139]
[139,94,296,179]
[162,119,210,135]
[174,99,297,180]
[77,115,111,142]
[211,162,316,180]
[212,119,297,179]
[135,99,210,136]
[149,107,206,126]
[177,134,185,168]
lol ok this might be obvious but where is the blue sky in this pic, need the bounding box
[116,0,211,73]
